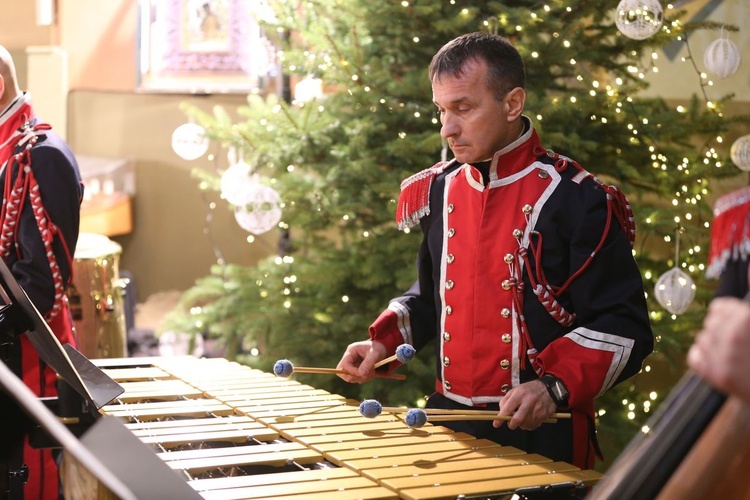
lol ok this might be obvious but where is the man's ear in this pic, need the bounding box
[504,87,526,122]
[0,75,5,100]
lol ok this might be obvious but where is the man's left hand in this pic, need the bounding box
[494,380,557,431]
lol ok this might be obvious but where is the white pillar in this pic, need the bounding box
[35,0,55,26]
[25,45,68,140]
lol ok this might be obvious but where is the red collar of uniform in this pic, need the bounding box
[487,118,542,180]
[0,93,35,166]
[396,117,543,230]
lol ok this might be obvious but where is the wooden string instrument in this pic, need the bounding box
[591,293,750,498]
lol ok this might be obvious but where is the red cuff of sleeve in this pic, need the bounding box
[368,308,407,358]
[537,337,614,409]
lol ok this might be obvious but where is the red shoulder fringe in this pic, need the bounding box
[395,162,448,230]
[706,186,750,279]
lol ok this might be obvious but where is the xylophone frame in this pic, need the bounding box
[89,356,602,500]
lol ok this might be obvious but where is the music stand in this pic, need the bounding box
[0,257,123,409]
[0,257,202,499]
[0,360,136,499]
[0,358,206,499]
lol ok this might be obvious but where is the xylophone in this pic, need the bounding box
[73,356,601,500]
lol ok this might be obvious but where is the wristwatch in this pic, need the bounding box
[540,374,569,407]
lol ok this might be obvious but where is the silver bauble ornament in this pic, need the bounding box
[615,0,664,40]
[171,123,209,161]
[220,160,254,205]
[233,182,282,235]
[654,267,695,315]
[704,31,741,79]
[730,134,750,172]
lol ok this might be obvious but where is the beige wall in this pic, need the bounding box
[67,90,277,299]
[0,1,55,48]
[0,0,138,91]
[1,0,277,302]
[58,0,138,92]
[642,1,750,101]
[1,0,748,302]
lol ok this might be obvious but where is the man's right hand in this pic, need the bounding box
[336,340,387,383]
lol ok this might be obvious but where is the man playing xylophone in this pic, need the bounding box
[336,32,653,470]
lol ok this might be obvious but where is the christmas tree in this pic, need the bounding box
[164,0,749,468]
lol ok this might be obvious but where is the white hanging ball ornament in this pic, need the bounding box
[220,160,254,205]
[730,134,750,172]
[704,32,741,79]
[294,76,324,103]
[654,267,695,315]
[233,182,282,235]
[615,0,664,40]
[171,123,209,160]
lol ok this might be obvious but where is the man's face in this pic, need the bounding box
[432,59,517,164]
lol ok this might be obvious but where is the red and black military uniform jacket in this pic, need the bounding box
[0,93,82,499]
[369,118,653,468]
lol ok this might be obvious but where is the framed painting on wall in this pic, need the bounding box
[137,0,279,93]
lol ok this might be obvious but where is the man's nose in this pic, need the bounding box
[441,117,458,139]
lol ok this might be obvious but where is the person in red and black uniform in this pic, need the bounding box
[0,45,83,499]
[336,32,653,470]
[689,187,750,404]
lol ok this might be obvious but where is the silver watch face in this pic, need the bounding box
[552,381,567,400]
[544,376,568,404]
